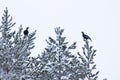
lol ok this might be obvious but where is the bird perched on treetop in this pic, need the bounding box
[81,32,92,41]
[24,27,29,36]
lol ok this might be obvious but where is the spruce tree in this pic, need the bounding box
[77,34,99,80]
[36,27,82,80]
[0,8,36,80]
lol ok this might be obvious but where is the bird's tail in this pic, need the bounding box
[89,38,92,42]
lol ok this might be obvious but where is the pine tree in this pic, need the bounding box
[33,27,82,80]
[77,34,99,80]
[0,8,36,80]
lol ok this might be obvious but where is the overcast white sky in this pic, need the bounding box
[0,0,120,80]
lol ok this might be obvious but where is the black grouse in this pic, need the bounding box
[24,27,29,36]
[81,32,92,41]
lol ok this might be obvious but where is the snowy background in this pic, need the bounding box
[0,0,120,80]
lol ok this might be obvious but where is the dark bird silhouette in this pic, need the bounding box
[24,27,29,36]
[81,32,92,41]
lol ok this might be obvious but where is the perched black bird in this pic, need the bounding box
[81,32,92,41]
[24,27,29,36]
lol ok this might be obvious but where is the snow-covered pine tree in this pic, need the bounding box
[77,33,99,80]
[0,8,36,80]
[33,27,82,80]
